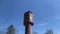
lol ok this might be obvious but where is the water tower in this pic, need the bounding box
[23,11,34,34]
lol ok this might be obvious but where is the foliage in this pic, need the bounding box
[45,29,54,34]
[6,25,15,34]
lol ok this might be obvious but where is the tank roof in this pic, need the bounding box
[25,11,32,14]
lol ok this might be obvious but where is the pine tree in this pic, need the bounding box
[6,25,15,34]
[45,29,54,34]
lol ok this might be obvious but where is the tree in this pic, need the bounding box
[45,29,54,34]
[6,25,15,34]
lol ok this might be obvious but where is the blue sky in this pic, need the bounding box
[0,0,60,34]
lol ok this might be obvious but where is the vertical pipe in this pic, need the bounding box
[25,23,32,34]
